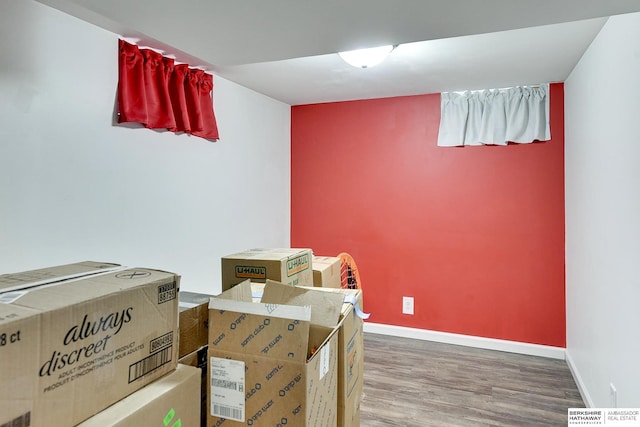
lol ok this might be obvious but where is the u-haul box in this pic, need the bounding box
[221,248,313,291]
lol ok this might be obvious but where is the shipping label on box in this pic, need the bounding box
[221,248,313,290]
[0,266,180,427]
[207,280,341,427]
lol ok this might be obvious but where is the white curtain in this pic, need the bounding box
[437,84,550,147]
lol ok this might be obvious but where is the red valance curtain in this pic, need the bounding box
[117,39,219,141]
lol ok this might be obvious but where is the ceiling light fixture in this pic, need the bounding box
[338,45,396,69]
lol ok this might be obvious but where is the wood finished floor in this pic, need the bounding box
[360,333,584,427]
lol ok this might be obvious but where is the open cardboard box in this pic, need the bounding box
[254,282,366,427]
[207,279,344,426]
[297,286,365,427]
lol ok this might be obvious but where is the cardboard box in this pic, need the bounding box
[312,256,341,288]
[179,346,209,427]
[78,363,201,427]
[179,291,213,358]
[251,283,364,427]
[250,282,365,425]
[207,280,344,427]
[335,292,365,427]
[0,261,122,293]
[0,265,180,427]
[299,287,365,427]
[221,248,313,291]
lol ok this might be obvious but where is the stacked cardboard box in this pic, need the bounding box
[221,247,313,290]
[207,280,345,426]
[179,345,209,427]
[178,291,213,359]
[172,248,365,427]
[178,291,215,427]
[77,363,201,426]
[312,256,342,288]
[0,262,181,426]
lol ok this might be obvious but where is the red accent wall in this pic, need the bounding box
[291,84,565,347]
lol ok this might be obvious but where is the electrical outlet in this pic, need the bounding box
[610,383,617,408]
[402,296,414,315]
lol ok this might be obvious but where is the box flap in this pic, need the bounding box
[297,285,367,318]
[208,280,312,363]
[216,279,253,302]
[297,285,361,300]
[208,297,311,323]
[260,280,344,328]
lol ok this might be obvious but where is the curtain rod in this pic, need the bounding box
[448,84,545,95]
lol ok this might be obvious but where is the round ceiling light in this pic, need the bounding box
[338,45,395,69]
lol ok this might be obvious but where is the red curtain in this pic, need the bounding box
[117,39,219,141]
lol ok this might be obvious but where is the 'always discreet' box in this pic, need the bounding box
[0,263,180,427]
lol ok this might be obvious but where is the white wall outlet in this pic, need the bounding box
[402,296,414,315]
[610,383,617,408]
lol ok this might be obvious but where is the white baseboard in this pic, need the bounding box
[363,322,566,360]
[565,349,594,407]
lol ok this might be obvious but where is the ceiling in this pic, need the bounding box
[37,0,640,105]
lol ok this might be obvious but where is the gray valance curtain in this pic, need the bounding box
[438,84,550,147]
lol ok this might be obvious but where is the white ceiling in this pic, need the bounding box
[37,0,640,105]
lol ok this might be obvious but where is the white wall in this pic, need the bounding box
[565,12,640,408]
[0,0,291,295]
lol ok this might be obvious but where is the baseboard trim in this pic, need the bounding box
[565,349,594,407]
[363,322,566,360]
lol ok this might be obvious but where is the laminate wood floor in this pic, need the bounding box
[360,333,584,427]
